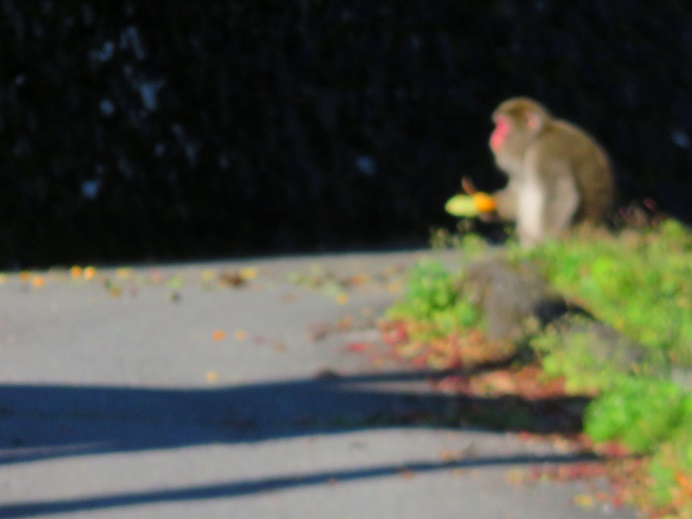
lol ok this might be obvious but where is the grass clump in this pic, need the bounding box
[513,220,691,368]
[386,259,480,338]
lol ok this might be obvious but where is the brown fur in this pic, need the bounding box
[488,97,615,245]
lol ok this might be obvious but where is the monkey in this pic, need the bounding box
[472,97,615,247]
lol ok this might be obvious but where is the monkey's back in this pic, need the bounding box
[537,120,615,223]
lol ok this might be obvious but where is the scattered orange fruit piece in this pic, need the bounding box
[200,270,216,282]
[399,467,415,480]
[572,494,595,509]
[84,267,96,280]
[212,330,226,341]
[336,293,349,305]
[234,330,247,341]
[116,268,133,279]
[19,271,30,282]
[239,267,258,280]
[31,276,45,288]
[70,266,83,278]
[386,281,403,294]
[439,449,463,462]
[205,371,218,383]
[505,468,527,485]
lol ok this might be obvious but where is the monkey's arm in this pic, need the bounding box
[491,180,520,222]
[543,171,579,236]
[519,150,579,246]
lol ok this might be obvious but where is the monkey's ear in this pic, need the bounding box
[526,111,543,131]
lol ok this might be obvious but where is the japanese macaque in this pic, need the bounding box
[472,97,615,247]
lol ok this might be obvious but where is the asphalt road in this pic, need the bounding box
[0,250,637,518]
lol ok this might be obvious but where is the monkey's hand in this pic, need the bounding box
[478,209,502,223]
[461,178,497,214]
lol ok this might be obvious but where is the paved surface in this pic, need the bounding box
[0,250,637,518]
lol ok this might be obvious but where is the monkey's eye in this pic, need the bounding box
[493,115,508,128]
[495,119,510,132]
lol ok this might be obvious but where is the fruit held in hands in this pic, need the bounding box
[445,195,477,217]
[445,193,496,217]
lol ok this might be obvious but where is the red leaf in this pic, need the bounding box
[345,341,372,353]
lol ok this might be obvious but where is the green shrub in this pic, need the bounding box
[386,259,481,336]
[584,377,688,453]
[515,220,692,367]
[393,224,691,512]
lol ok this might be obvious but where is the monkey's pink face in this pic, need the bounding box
[490,115,510,152]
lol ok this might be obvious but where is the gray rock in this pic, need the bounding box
[459,258,650,376]
[461,258,568,343]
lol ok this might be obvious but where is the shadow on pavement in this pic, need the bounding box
[0,452,597,518]
[0,370,592,516]
[0,369,588,464]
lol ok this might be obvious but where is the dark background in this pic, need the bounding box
[1,1,690,268]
